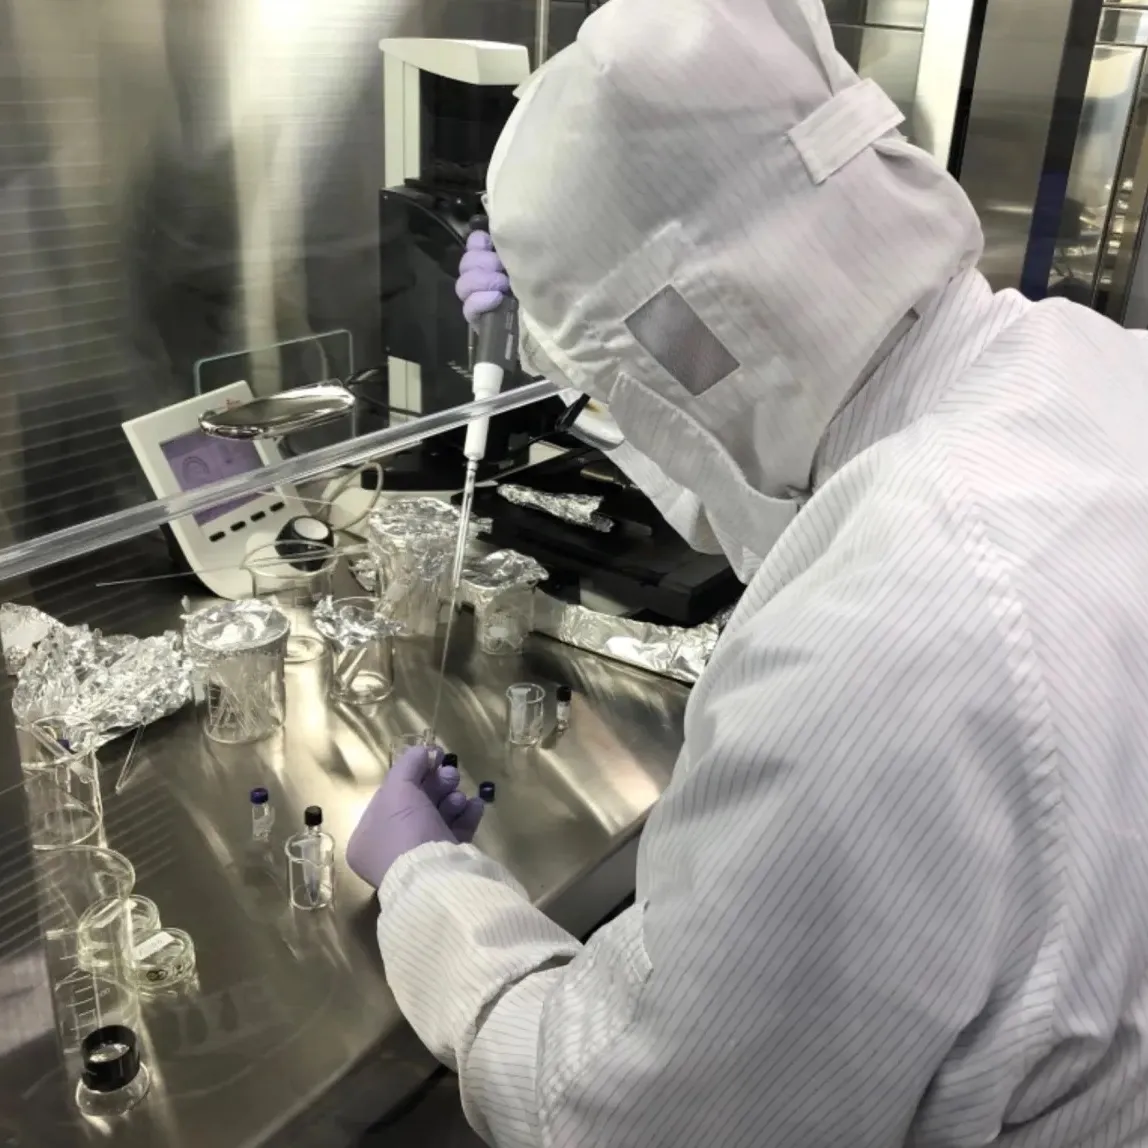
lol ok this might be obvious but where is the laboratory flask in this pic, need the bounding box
[33,846,141,1053]
[18,718,104,851]
[185,600,289,744]
[245,540,338,663]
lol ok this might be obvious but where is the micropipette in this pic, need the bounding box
[429,215,520,740]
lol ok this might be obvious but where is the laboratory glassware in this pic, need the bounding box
[321,596,396,705]
[185,600,289,744]
[506,683,546,747]
[250,787,275,840]
[479,781,496,804]
[389,731,435,768]
[19,718,104,851]
[132,927,198,991]
[34,846,141,1053]
[79,895,161,975]
[285,806,335,911]
[474,583,537,656]
[555,685,572,731]
[368,523,451,640]
[245,540,338,663]
[75,1024,151,1118]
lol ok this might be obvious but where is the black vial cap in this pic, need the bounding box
[556,685,572,703]
[478,781,496,803]
[250,787,269,805]
[442,753,459,769]
[304,805,323,827]
[81,1025,141,1094]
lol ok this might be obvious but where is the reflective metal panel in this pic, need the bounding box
[1090,7,1148,324]
[1047,44,1144,305]
[958,0,1085,290]
[0,0,559,551]
[828,0,980,167]
[829,24,924,127]
[823,0,929,27]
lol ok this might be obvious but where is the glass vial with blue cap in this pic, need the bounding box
[250,787,274,841]
[285,806,335,910]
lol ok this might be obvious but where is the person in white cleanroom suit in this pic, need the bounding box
[346,0,1148,1144]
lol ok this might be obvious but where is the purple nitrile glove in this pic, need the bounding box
[456,230,510,325]
[346,746,485,889]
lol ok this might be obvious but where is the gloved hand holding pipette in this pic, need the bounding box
[457,231,510,326]
[346,747,483,890]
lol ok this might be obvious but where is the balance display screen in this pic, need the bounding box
[160,430,263,526]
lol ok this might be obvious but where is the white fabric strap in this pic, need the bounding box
[788,77,904,185]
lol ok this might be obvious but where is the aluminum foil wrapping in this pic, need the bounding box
[351,557,378,594]
[11,621,192,747]
[497,484,614,533]
[313,597,397,651]
[183,599,290,657]
[533,595,724,684]
[1,603,62,675]
[367,497,492,571]
[461,550,548,607]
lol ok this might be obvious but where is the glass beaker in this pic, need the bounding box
[185,600,289,744]
[390,731,433,768]
[368,506,454,640]
[19,719,104,851]
[317,597,396,706]
[75,1024,151,1118]
[376,544,448,638]
[285,808,335,911]
[474,584,537,656]
[34,846,140,1053]
[506,683,546,747]
[132,927,198,992]
[78,895,161,976]
[245,541,338,662]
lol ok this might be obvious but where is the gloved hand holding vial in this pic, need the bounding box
[346,747,482,890]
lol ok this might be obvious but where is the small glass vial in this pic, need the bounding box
[250,787,275,841]
[75,1024,151,1119]
[285,806,335,911]
[478,781,496,804]
[555,685,572,732]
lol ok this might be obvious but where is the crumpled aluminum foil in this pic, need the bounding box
[462,550,548,596]
[313,596,398,651]
[184,599,290,655]
[368,497,491,552]
[368,496,493,586]
[533,595,725,684]
[1,603,62,675]
[11,619,192,747]
[351,557,377,594]
[497,485,614,533]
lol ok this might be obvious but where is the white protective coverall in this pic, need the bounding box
[377,1,1148,1144]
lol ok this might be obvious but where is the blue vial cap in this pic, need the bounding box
[250,787,269,805]
[478,781,496,803]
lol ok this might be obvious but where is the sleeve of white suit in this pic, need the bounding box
[378,546,1057,1147]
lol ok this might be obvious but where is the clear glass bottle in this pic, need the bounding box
[75,1024,151,1119]
[250,787,274,841]
[285,807,335,911]
[555,685,572,732]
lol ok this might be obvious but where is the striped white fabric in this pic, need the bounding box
[377,1,1148,1144]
